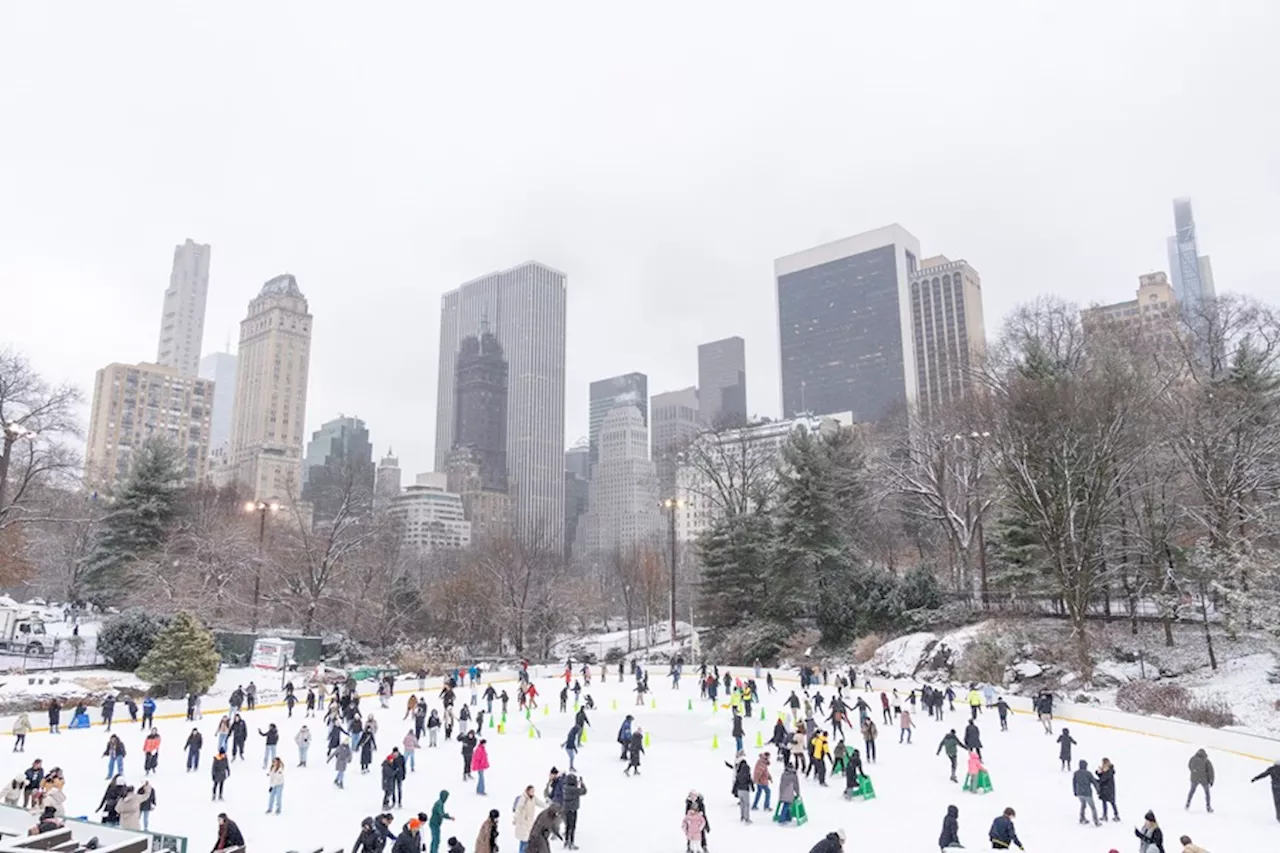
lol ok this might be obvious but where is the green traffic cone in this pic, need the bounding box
[760,707,766,721]
[687,699,693,711]
[544,705,549,716]
[581,728,588,744]
[643,731,651,748]
[711,734,719,750]
[755,731,763,748]
[489,715,494,729]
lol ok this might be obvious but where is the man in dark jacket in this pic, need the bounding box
[964,721,983,760]
[561,773,586,850]
[353,817,384,853]
[938,805,960,850]
[808,829,845,853]
[381,754,399,809]
[22,760,43,809]
[616,716,633,760]
[937,730,961,782]
[995,697,1009,731]
[624,731,644,776]
[988,807,1023,849]
[1072,759,1100,826]
[1187,748,1214,811]
[392,818,423,853]
[212,813,245,851]
[1250,759,1280,821]
[211,750,230,800]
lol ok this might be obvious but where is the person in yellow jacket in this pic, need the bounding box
[808,731,831,786]
[967,687,982,720]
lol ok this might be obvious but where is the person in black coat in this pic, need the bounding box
[1095,757,1118,821]
[229,715,248,760]
[211,750,230,800]
[843,748,864,797]
[360,730,379,774]
[97,776,127,825]
[938,804,960,850]
[808,829,845,853]
[353,817,383,853]
[624,730,644,776]
[963,721,983,760]
[213,813,245,851]
[1250,759,1280,822]
[1072,759,1100,826]
[1135,810,1164,853]
[1056,728,1075,771]
[458,731,476,781]
[988,807,1023,850]
[382,755,399,809]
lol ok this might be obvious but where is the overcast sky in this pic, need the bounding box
[2,1,1278,480]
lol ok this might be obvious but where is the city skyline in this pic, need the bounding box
[4,5,1275,485]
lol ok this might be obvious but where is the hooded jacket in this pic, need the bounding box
[938,805,960,847]
[513,792,543,841]
[778,767,800,803]
[429,791,452,827]
[1072,765,1096,797]
[562,774,586,811]
[752,754,773,786]
[1188,750,1214,785]
[1095,764,1116,800]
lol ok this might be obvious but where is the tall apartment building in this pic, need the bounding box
[156,239,211,378]
[1082,271,1178,334]
[697,337,747,426]
[579,405,662,556]
[563,438,591,559]
[564,439,590,481]
[1166,198,1215,309]
[651,386,702,498]
[434,262,566,547]
[374,448,402,502]
[453,321,508,492]
[301,415,375,523]
[84,362,214,492]
[776,225,922,421]
[908,256,985,414]
[227,274,313,501]
[588,372,648,467]
[389,473,472,552]
[198,351,237,451]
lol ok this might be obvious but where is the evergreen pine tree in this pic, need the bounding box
[83,436,186,603]
[697,505,774,628]
[136,611,221,694]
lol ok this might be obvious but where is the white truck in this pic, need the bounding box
[0,605,50,654]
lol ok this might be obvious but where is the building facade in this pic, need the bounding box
[588,372,648,466]
[227,274,313,501]
[84,361,214,492]
[375,448,402,503]
[453,322,508,492]
[776,225,922,421]
[156,239,211,378]
[198,351,237,452]
[579,405,662,556]
[651,386,702,499]
[434,262,566,547]
[301,415,375,523]
[389,477,472,551]
[908,256,985,414]
[1082,271,1178,333]
[697,337,747,426]
[1166,197,1215,309]
[445,451,514,544]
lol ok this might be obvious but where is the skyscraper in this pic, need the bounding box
[156,239,211,378]
[302,415,375,523]
[908,256,985,414]
[588,372,648,467]
[453,320,508,492]
[1166,197,1215,308]
[697,337,747,426]
[579,405,662,556]
[434,262,566,547]
[375,448,402,502]
[228,274,313,501]
[83,361,214,492]
[776,225,921,420]
[651,386,702,498]
[198,351,237,452]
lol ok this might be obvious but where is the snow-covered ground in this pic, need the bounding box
[0,665,1276,852]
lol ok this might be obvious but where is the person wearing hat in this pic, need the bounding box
[352,816,383,853]
[808,828,846,852]
[447,838,465,853]
[1250,758,1280,822]
[475,808,500,853]
[726,750,754,823]
[429,792,455,853]
[393,817,423,853]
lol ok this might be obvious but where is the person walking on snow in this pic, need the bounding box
[617,715,633,761]
[471,738,490,795]
[682,806,708,853]
[1186,748,1214,812]
[996,697,1010,731]
[623,729,644,776]
[184,728,203,771]
[1250,758,1280,822]
[211,750,229,800]
[938,729,962,782]
[1072,759,1101,826]
[963,720,983,760]
[726,750,754,823]
[1095,757,1119,821]
[776,764,801,825]
[938,804,961,850]
[899,708,915,744]
[259,723,279,769]
[561,771,586,850]
[752,751,773,811]
[295,725,311,767]
[429,790,455,853]
[1135,810,1165,853]
[988,806,1023,850]
[1057,728,1076,771]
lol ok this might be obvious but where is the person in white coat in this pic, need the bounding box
[116,786,147,831]
[513,784,546,853]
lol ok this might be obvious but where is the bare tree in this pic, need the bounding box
[680,420,781,518]
[0,348,82,531]
[21,487,106,602]
[471,523,563,653]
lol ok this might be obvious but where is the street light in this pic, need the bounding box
[244,499,281,634]
[661,497,683,654]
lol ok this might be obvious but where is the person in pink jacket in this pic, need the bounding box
[967,750,984,777]
[471,739,490,795]
[681,807,708,853]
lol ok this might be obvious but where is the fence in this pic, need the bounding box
[941,591,1218,623]
[0,636,103,673]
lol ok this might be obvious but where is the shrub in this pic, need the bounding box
[955,633,1014,685]
[779,628,823,663]
[136,611,221,694]
[1115,682,1237,728]
[604,647,626,664]
[97,610,170,670]
[852,633,884,664]
[707,621,793,666]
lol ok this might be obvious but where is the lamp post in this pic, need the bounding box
[0,421,34,512]
[661,497,682,653]
[244,499,280,634]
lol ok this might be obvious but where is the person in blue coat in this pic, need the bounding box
[616,716,633,761]
[988,807,1022,850]
[141,697,156,730]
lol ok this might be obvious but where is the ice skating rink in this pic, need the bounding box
[1,669,1275,852]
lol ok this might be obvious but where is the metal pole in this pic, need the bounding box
[668,502,678,650]
[252,506,266,634]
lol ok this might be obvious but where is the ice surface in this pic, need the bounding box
[0,667,1276,852]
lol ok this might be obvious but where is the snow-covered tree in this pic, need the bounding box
[136,611,221,693]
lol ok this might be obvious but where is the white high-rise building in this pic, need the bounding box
[156,239,211,378]
[198,351,238,452]
[434,262,567,548]
[579,405,662,556]
[389,476,472,551]
[227,274,313,501]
